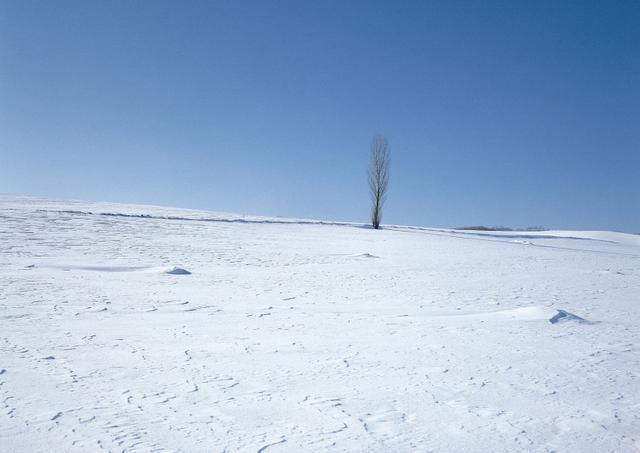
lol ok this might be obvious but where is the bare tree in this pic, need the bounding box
[368,135,390,229]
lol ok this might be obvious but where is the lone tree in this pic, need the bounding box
[368,135,390,229]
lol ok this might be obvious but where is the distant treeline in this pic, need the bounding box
[456,226,547,232]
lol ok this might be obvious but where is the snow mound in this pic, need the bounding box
[549,309,590,324]
[27,264,192,275]
[165,266,191,275]
[355,253,379,259]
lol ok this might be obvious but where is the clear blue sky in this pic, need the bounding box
[1,1,638,231]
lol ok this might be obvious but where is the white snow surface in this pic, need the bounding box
[1,195,639,452]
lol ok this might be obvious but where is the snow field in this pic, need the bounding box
[1,197,639,452]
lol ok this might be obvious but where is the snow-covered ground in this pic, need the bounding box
[1,196,639,452]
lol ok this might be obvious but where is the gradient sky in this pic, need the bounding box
[1,0,638,231]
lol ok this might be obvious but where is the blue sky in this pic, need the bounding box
[1,1,638,231]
